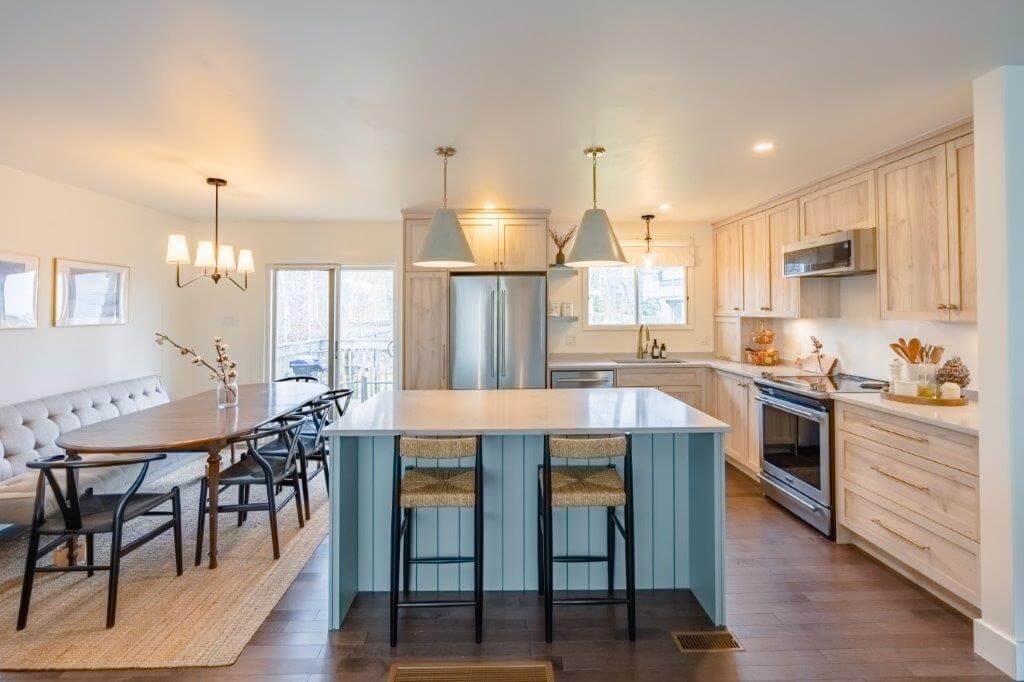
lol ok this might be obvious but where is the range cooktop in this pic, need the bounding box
[756,372,887,398]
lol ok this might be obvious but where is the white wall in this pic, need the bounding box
[776,274,979,385]
[172,220,403,395]
[547,220,714,354]
[0,164,191,404]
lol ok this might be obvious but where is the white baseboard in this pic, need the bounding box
[974,618,1024,680]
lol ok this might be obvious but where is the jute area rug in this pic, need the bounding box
[0,457,329,670]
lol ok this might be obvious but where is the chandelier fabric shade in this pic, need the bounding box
[167,178,252,290]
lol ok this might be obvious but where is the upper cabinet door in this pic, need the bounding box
[877,146,951,321]
[799,170,876,239]
[405,218,445,271]
[714,222,743,316]
[946,135,976,323]
[767,200,801,317]
[458,217,501,272]
[741,212,770,315]
[498,218,548,271]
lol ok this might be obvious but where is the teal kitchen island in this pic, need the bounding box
[323,387,730,629]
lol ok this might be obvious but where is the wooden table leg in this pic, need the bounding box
[206,448,222,568]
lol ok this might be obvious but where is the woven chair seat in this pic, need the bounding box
[543,466,626,508]
[401,467,476,508]
[400,436,477,459]
[549,435,627,459]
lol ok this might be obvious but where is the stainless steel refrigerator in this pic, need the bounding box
[449,274,547,389]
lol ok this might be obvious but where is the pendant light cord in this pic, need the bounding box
[442,155,448,208]
[591,151,598,208]
[213,183,220,273]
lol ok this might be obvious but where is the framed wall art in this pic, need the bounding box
[0,252,39,329]
[53,258,129,327]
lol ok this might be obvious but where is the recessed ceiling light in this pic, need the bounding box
[659,203,671,211]
[752,141,775,154]
[483,202,496,209]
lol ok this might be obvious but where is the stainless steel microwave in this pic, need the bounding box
[782,228,877,278]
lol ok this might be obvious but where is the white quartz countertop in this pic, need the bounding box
[832,393,979,436]
[324,388,730,436]
[547,353,811,379]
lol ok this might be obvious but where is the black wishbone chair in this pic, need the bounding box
[257,400,332,519]
[195,417,307,563]
[17,453,183,629]
[299,388,353,496]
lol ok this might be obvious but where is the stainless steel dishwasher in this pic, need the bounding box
[550,370,615,388]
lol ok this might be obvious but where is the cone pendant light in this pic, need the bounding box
[414,147,475,268]
[565,146,626,267]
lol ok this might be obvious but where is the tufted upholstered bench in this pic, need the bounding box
[0,376,206,525]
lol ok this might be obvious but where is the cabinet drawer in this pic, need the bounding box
[616,367,702,387]
[837,431,978,541]
[836,403,978,475]
[839,481,978,605]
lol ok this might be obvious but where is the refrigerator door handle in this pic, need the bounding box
[499,289,507,377]
[490,289,497,377]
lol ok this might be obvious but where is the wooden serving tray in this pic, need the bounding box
[881,389,967,407]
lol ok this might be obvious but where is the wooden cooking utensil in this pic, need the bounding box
[907,338,922,364]
[898,338,912,361]
[931,345,945,364]
[889,343,910,362]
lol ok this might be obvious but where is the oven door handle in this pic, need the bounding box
[754,394,827,422]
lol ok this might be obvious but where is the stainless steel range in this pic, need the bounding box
[754,372,885,537]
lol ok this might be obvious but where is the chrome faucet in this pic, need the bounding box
[636,324,651,359]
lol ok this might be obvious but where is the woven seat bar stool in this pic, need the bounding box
[538,434,635,642]
[390,434,483,647]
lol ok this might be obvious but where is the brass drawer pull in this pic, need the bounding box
[870,465,929,491]
[872,518,930,551]
[868,422,928,443]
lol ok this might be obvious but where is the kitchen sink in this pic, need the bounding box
[611,356,688,366]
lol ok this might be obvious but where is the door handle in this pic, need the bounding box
[872,518,929,551]
[868,422,927,443]
[870,465,929,491]
[499,289,508,376]
[490,290,497,377]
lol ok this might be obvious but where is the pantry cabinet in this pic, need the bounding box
[876,145,951,321]
[714,221,743,316]
[799,170,876,238]
[741,213,770,315]
[403,271,448,389]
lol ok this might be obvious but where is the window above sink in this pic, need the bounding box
[584,265,692,330]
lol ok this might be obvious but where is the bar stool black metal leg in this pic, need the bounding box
[474,435,484,645]
[389,435,402,647]
[623,446,637,641]
[542,437,554,643]
[195,476,208,567]
[402,508,413,598]
[536,474,545,596]
[606,505,616,596]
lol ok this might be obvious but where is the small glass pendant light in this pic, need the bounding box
[641,213,657,270]
[414,147,475,268]
[565,146,626,267]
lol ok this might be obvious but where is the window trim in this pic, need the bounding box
[581,264,694,331]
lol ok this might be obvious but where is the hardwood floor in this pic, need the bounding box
[3,466,1006,680]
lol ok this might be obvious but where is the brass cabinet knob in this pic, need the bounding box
[733,306,740,311]
[937,303,949,310]
[948,303,959,311]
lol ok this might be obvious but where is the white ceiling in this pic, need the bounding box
[0,1,1022,223]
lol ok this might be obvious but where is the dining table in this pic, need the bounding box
[55,381,326,568]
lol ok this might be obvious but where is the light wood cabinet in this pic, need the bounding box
[715,371,750,470]
[403,271,448,389]
[714,222,743,316]
[459,217,501,272]
[877,146,951,320]
[741,213,770,315]
[713,317,740,361]
[946,135,976,322]
[799,170,876,238]
[404,218,437,271]
[498,218,548,270]
[616,367,707,413]
[660,385,703,412]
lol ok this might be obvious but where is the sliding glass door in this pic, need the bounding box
[336,268,395,401]
[270,266,335,383]
[270,265,395,402]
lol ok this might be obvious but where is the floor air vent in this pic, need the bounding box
[671,629,742,653]
[388,661,555,682]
